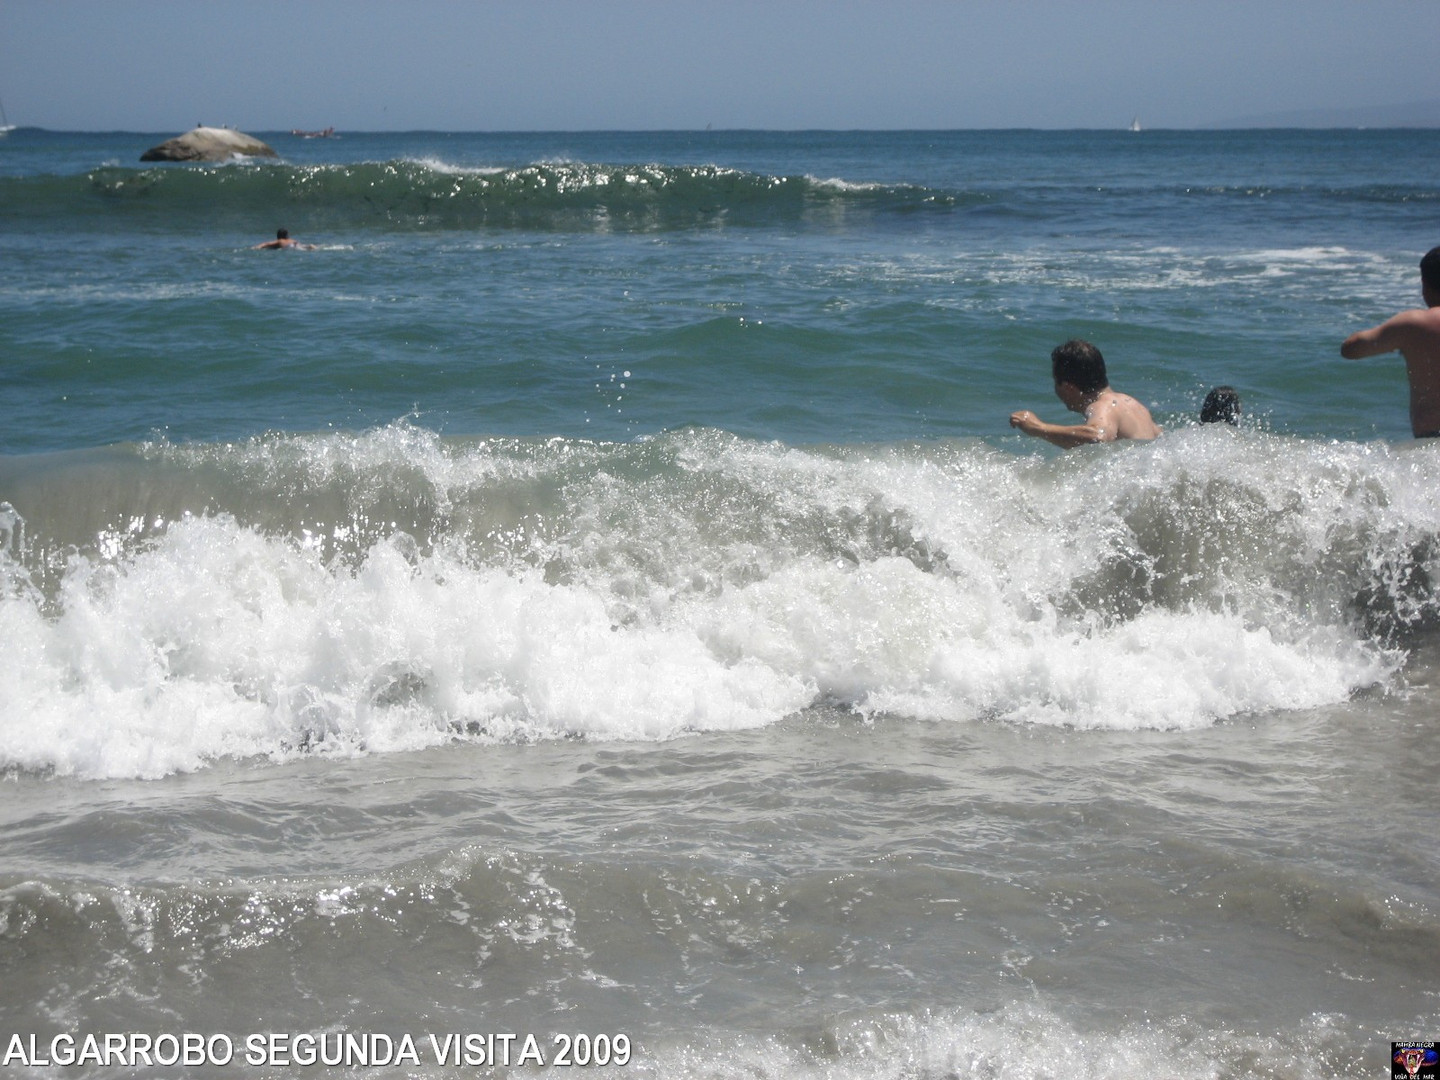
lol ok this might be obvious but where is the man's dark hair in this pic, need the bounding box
[1051,339,1109,394]
[1201,385,1241,425]
[277,228,289,240]
[1421,246,1440,292]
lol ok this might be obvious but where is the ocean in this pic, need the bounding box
[1,127,1438,1078]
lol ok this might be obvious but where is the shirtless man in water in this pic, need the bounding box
[1009,339,1161,448]
[1340,245,1440,438]
[253,228,314,250]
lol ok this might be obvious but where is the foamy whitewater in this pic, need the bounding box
[0,425,1426,779]
[1,128,1439,1078]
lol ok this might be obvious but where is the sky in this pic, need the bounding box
[3,0,1440,132]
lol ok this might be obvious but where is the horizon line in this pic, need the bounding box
[10,123,1440,136]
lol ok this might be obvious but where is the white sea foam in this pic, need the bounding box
[842,245,1406,305]
[400,156,506,177]
[0,427,1430,780]
[635,1003,1362,1080]
[805,175,886,193]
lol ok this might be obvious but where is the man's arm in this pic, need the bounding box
[1009,409,1113,448]
[1341,311,1419,359]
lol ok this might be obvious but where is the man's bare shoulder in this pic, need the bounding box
[1084,392,1159,441]
[1342,307,1440,359]
[1379,305,1440,327]
[1105,392,1160,439]
[1406,306,1440,330]
[1089,391,1151,415]
[1387,308,1440,356]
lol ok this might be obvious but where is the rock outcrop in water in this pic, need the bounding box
[140,126,277,162]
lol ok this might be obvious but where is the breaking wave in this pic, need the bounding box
[1,424,1435,778]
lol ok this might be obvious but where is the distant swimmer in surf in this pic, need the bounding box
[1200,385,1242,425]
[253,228,314,251]
[1340,245,1440,438]
[1009,339,1161,447]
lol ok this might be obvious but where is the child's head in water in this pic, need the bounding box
[1201,386,1241,425]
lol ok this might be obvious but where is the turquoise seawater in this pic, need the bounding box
[3,128,1438,451]
[2,129,1439,1079]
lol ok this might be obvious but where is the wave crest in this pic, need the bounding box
[0,160,966,233]
[1,426,1434,778]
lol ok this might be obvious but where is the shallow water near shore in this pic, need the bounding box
[4,680,1439,1076]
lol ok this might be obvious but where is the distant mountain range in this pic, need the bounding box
[1209,98,1440,129]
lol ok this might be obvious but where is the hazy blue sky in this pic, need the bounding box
[4,0,1440,131]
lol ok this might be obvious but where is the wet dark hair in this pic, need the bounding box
[1050,339,1108,394]
[1421,246,1440,292]
[277,229,289,240]
[1200,385,1241,425]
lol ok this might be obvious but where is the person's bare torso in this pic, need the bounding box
[1398,309,1440,434]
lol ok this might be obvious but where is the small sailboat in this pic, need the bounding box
[0,97,16,136]
[1128,116,1142,133]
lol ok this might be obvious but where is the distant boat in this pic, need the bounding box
[1128,116,1142,133]
[0,97,15,136]
[290,126,336,139]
